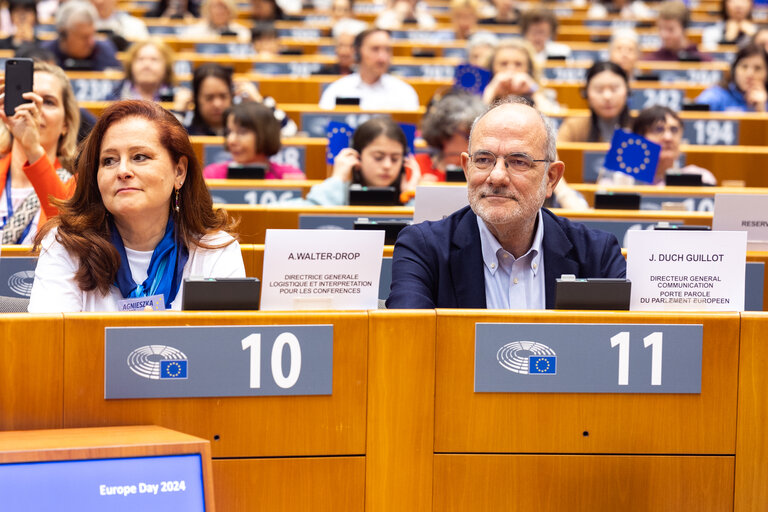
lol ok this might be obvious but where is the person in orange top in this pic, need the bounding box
[0,61,79,244]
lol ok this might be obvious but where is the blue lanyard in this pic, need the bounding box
[1,171,13,230]
[2,170,36,243]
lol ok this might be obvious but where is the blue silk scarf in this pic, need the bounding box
[111,217,190,307]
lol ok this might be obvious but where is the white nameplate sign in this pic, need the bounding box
[261,229,385,310]
[713,193,768,251]
[413,184,468,223]
[627,230,746,311]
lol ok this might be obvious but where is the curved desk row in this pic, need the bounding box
[1,310,766,510]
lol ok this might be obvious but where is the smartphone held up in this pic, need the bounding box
[4,58,33,118]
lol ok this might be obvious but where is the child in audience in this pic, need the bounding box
[202,102,305,180]
[297,117,420,206]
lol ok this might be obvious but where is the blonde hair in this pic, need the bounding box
[124,38,176,86]
[490,38,541,83]
[0,62,80,163]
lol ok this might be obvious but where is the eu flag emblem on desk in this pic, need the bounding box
[454,64,491,95]
[160,360,188,379]
[528,356,556,374]
[326,121,353,164]
[603,129,660,184]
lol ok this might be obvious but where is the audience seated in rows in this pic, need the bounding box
[202,102,305,180]
[558,61,631,143]
[387,98,625,309]
[450,0,479,40]
[0,62,79,244]
[29,101,245,312]
[597,105,717,186]
[478,0,519,26]
[520,8,571,66]
[318,28,420,111]
[92,0,149,44]
[466,31,498,68]
[0,0,38,51]
[296,117,419,206]
[645,1,711,62]
[185,0,251,42]
[42,0,121,71]
[418,90,486,182]
[482,38,560,113]
[702,0,756,49]
[109,39,176,102]
[696,43,768,112]
[375,0,436,30]
[609,28,641,78]
[587,0,652,19]
[313,18,367,76]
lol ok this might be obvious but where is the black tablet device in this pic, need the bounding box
[348,184,399,206]
[181,277,261,311]
[335,97,361,106]
[555,277,631,310]
[227,162,267,180]
[445,165,467,182]
[594,192,641,210]
[353,218,411,244]
[681,103,710,111]
[665,173,703,187]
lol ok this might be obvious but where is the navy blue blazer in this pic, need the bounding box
[386,206,626,309]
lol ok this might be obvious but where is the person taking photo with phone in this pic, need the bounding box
[0,61,80,244]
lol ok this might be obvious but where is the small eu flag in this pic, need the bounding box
[603,129,661,184]
[398,123,416,155]
[326,121,353,164]
[160,360,188,379]
[454,64,491,95]
[528,356,556,375]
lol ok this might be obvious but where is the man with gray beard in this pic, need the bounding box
[386,97,625,309]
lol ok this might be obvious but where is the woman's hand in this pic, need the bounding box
[233,79,263,103]
[173,87,193,112]
[482,70,537,104]
[331,148,360,182]
[0,81,45,162]
[746,85,767,112]
[402,153,422,192]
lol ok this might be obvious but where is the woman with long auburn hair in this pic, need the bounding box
[28,100,244,312]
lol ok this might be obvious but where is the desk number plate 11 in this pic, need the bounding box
[475,323,702,394]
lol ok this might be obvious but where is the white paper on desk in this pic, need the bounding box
[261,229,385,311]
[713,193,768,250]
[413,185,468,223]
[627,230,746,311]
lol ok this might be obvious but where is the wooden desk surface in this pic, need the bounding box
[433,310,739,454]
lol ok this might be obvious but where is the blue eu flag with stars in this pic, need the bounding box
[326,121,353,164]
[399,123,416,155]
[528,356,556,374]
[603,129,661,184]
[454,64,491,95]
[160,360,188,379]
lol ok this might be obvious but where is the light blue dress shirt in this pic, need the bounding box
[477,210,546,309]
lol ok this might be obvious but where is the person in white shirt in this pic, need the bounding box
[91,0,149,41]
[318,28,420,111]
[184,0,251,42]
[28,100,245,312]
